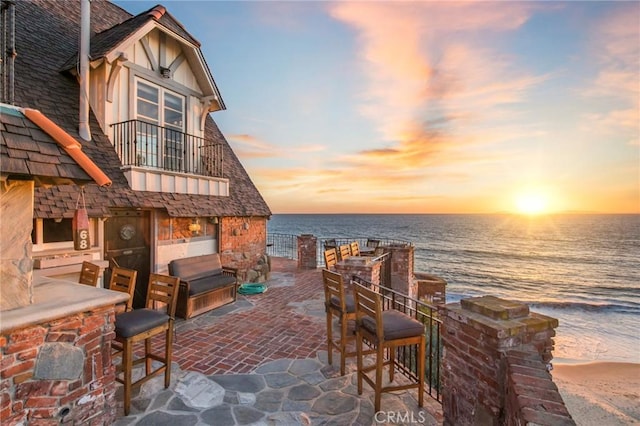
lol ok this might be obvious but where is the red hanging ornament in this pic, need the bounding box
[73,188,90,251]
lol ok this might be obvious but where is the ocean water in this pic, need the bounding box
[267,214,640,364]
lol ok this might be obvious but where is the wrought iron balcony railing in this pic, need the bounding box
[110,120,224,178]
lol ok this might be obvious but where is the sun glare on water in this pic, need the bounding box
[515,191,548,215]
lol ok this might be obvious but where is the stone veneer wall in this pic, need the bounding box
[219,216,269,282]
[1,305,118,425]
[441,296,575,426]
[0,180,34,311]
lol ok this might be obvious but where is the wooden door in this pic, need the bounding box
[104,210,150,309]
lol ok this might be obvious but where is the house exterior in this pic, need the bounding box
[6,0,271,308]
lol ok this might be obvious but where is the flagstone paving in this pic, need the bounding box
[114,258,443,425]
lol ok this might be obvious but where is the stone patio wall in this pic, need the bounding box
[220,216,269,282]
[441,296,575,426]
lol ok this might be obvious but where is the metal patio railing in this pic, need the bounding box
[265,234,411,269]
[110,120,224,177]
[352,275,442,403]
[266,233,298,260]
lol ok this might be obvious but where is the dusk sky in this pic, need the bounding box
[117,1,640,214]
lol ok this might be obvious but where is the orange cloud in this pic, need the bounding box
[227,133,326,159]
[584,3,640,142]
[328,1,544,173]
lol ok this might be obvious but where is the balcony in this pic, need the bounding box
[110,120,228,196]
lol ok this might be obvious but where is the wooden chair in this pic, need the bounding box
[350,241,360,256]
[323,269,357,376]
[324,248,338,270]
[338,244,351,261]
[352,281,425,412]
[113,273,180,416]
[366,239,381,249]
[78,261,100,287]
[324,238,337,250]
[108,266,138,312]
[363,239,381,256]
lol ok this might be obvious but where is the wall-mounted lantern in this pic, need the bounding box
[188,219,201,235]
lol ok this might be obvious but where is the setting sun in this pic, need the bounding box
[515,192,548,215]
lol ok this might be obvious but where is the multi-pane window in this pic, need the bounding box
[135,80,185,170]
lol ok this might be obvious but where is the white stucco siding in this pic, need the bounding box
[104,64,129,145]
[131,34,154,69]
[162,35,198,93]
[89,64,107,132]
[156,239,217,274]
[110,65,128,128]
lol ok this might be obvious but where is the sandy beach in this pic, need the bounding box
[552,362,640,425]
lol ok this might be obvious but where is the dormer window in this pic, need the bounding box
[135,79,185,170]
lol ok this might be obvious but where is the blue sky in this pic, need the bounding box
[116,1,639,214]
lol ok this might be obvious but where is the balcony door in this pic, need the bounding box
[135,79,185,171]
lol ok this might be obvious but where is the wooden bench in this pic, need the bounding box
[168,253,238,319]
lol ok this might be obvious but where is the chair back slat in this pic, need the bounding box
[322,269,346,310]
[339,244,351,261]
[146,273,180,317]
[109,267,137,311]
[350,241,360,256]
[324,248,338,269]
[78,261,100,286]
[353,282,384,339]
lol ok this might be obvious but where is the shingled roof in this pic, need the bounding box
[1,104,94,186]
[59,4,200,72]
[13,0,271,219]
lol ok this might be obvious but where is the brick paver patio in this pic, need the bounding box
[124,257,444,424]
[169,258,327,375]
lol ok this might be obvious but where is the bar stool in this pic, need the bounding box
[78,261,101,286]
[322,269,356,375]
[113,273,180,415]
[352,281,426,412]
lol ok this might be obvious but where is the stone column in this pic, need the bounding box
[441,296,559,426]
[297,234,317,269]
[385,244,415,297]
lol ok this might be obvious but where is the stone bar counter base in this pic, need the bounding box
[1,279,129,425]
[441,295,575,426]
[1,305,118,424]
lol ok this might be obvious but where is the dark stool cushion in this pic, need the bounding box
[329,294,356,313]
[361,310,424,340]
[115,309,169,338]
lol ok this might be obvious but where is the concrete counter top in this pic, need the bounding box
[1,277,129,333]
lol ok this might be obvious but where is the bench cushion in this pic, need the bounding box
[187,274,237,296]
[169,253,223,282]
